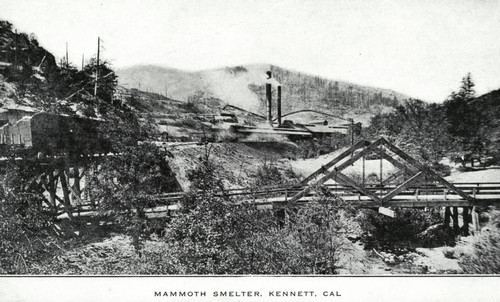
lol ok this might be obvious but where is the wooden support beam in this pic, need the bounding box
[462,207,470,236]
[452,206,459,234]
[382,171,425,203]
[444,207,451,226]
[362,156,365,186]
[40,182,56,210]
[374,148,417,176]
[42,169,58,211]
[72,164,81,203]
[380,138,473,202]
[300,140,369,184]
[471,207,480,235]
[334,171,382,205]
[291,138,472,205]
[68,183,85,205]
[86,165,96,206]
[59,169,72,217]
[289,139,385,203]
[41,178,73,217]
[382,170,403,185]
[333,139,384,172]
[430,174,472,202]
[379,147,383,196]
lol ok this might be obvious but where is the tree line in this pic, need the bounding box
[249,65,400,118]
[365,73,492,169]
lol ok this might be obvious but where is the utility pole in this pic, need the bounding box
[65,42,69,67]
[351,119,354,146]
[277,85,282,127]
[347,118,354,146]
[81,53,84,70]
[14,29,17,69]
[94,37,100,99]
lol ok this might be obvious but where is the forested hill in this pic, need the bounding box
[470,89,500,155]
[116,64,411,119]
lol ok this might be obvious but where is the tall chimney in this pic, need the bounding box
[277,85,282,127]
[266,81,272,126]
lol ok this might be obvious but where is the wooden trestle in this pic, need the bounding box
[7,156,103,220]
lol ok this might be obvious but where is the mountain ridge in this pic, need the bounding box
[118,63,412,101]
[116,63,413,126]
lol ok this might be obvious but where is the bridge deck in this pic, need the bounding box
[55,182,500,220]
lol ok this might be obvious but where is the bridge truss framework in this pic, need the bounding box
[288,137,486,235]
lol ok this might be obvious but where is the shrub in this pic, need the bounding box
[293,135,346,159]
[460,211,500,273]
[0,159,60,274]
[416,224,456,248]
[358,207,448,250]
[253,161,285,187]
[225,66,248,75]
[0,193,56,274]
[430,162,452,177]
[169,116,203,129]
[180,100,202,114]
[88,143,178,254]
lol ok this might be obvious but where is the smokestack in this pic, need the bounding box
[266,72,272,125]
[277,85,282,127]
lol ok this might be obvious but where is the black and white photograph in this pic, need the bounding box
[0,0,499,301]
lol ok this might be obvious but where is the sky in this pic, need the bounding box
[1,0,499,102]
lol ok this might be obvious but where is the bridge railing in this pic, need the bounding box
[55,182,500,219]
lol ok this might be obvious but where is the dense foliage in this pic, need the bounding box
[158,157,359,274]
[88,143,178,253]
[443,74,491,166]
[366,73,493,168]
[0,159,59,273]
[367,99,453,164]
[468,89,500,162]
[358,208,454,251]
[294,133,350,159]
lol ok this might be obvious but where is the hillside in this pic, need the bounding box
[0,20,59,111]
[117,64,411,125]
[0,20,119,117]
[117,64,271,111]
[470,88,500,158]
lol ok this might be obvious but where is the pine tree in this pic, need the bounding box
[444,73,487,166]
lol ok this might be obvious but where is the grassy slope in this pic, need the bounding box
[168,142,299,190]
